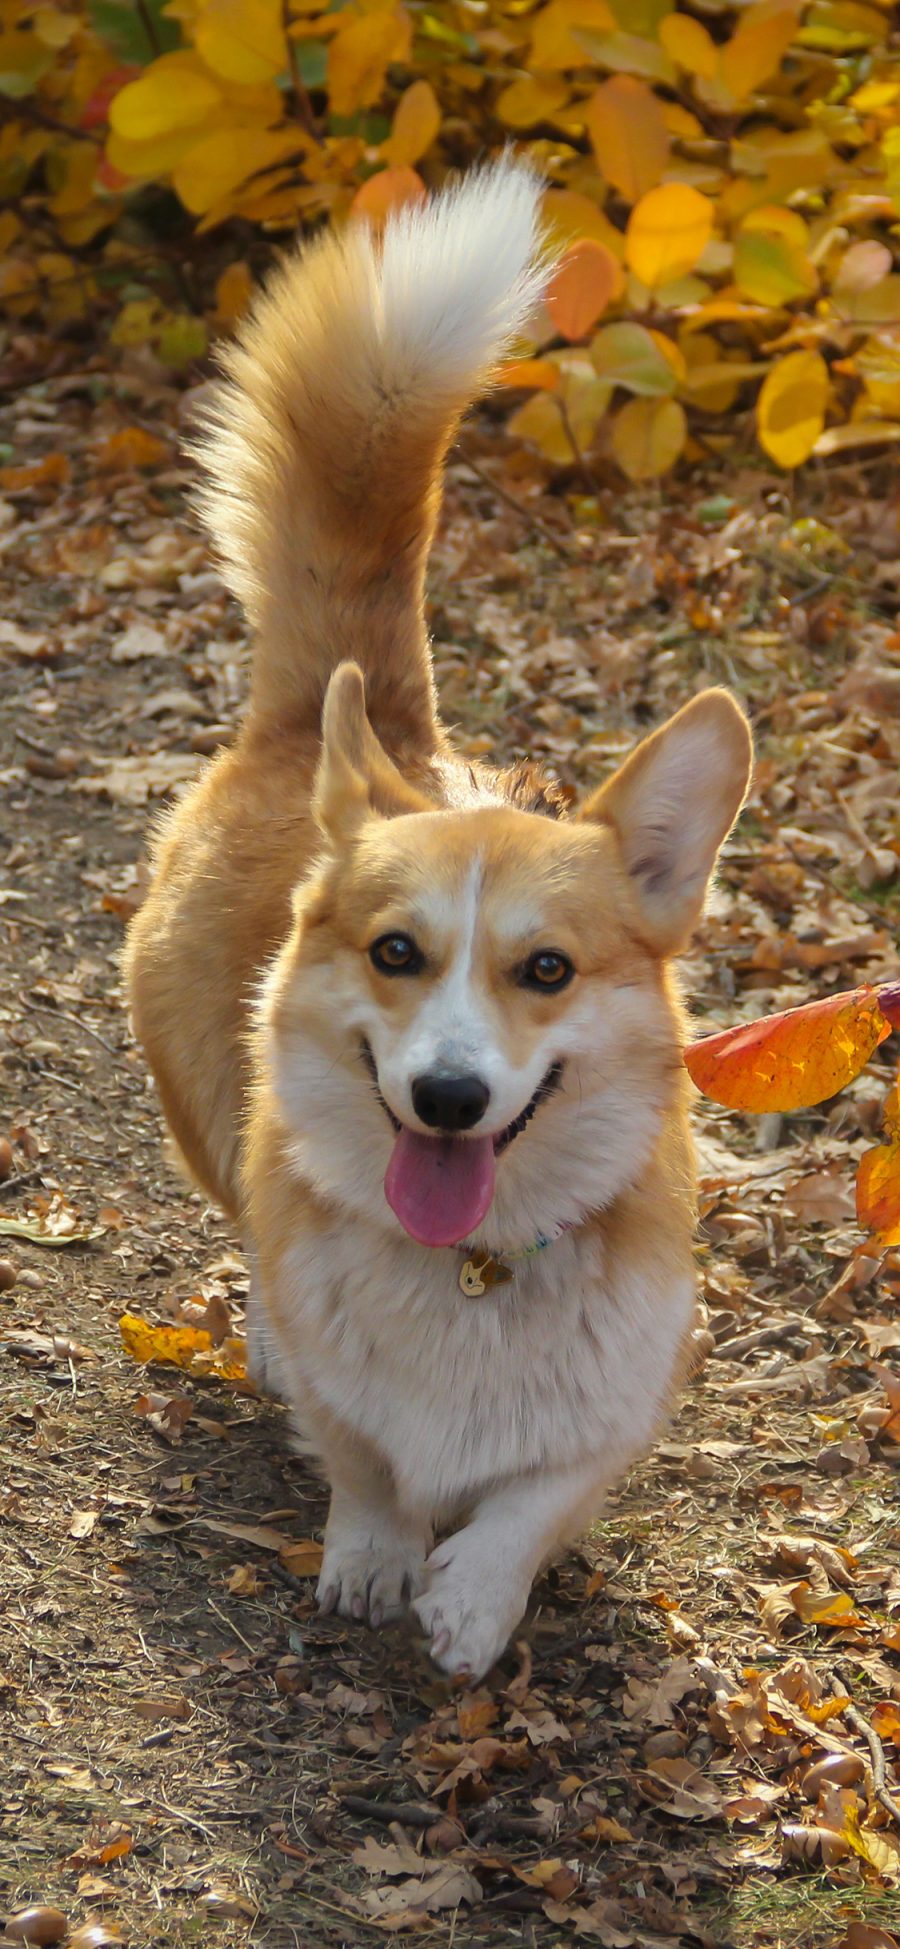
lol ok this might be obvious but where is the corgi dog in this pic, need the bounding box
[125,160,752,1680]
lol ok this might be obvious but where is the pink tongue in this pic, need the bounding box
[385,1129,496,1247]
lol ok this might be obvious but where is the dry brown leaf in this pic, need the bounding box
[68,1508,97,1541]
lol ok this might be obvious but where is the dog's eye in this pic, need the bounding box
[370,933,421,975]
[522,950,574,992]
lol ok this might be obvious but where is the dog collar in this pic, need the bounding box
[458,1220,572,1297]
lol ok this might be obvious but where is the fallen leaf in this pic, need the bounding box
[278,1538,324,1577]
[685,985,891,1113]
[133,1696,190,1722]
[68,1509,97,1540]
[97,427,169,471]
[135,1391,194,1443]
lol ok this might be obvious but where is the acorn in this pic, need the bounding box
[5,1908,68,1945]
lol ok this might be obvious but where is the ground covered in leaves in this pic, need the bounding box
[1,348,899,1949]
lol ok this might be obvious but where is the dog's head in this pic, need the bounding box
[261,664,752,1253]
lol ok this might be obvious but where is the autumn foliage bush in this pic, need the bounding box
[1,0,900,477]
[1,0,898,475]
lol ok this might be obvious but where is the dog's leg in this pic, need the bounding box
[413,1462,607,1679]
[317,1466,432,1630]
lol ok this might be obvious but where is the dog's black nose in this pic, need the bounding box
[412,1073,491,1133]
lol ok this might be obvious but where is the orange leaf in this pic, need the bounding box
[278,1537,324,1577]
[351,166,425,225]
[545,239,619,340]
[685,985,891,1114]
[856,1141,900,1247]
[495,358,560,392]
[383,78,440,166]
[97,426,170,471]
[585,75,669,204]
[0,453,69,491]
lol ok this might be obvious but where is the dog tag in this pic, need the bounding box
[459,1256,514,1297]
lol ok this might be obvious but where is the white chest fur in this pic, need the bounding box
[265,1217,694,1525]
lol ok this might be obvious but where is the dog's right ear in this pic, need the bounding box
[314,663,432,843]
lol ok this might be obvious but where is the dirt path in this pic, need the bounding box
[1,362,899,1949]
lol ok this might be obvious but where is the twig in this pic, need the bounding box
[22,998,121,1058]
[832,1677,900,1829]
[711,1318,810,1361]
[0,1168,42,1198]
[340,1794,441,1829]
[557,396,601,494]
[282,0,323,143]
[135,0,162,54]
[0,94,101,145]
[456,454,573,561]
[151,1793,218,1841]
[206,1596,258,1656]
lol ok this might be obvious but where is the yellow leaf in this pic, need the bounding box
[663,101,704,140]
[174,128,306,217]
[109,297,165,347]
[735,228,818,306]
[590,321,678,395]
[814,422,900,456]
[757,347,829,467]
[328,8,411,117]
[0,29,54,96]
[496,72,570,130]
[351,165,426,223]
[585,74,669,203]
[33,5,77,49]
[509,354,610,462]
[659,13,717,78]
[119,1312,249,1384]
[384,79,440,164]
[47,145,98,218]
[106,127,203,183]
[194,0,287,85]
[680,332,742,413]
[791,1582,868,1629]
[841,1805,900,1881]
[719,6,798,103]
[542,189,626,259]
[530,0,616,70]
[741,202,809,247]
[625,184,713,288]
[120,1313,214,1368]
[546,238,620,339]
[612,396,686,480]
[214,259,254,328]
[109,60,222,142]
[837,276,900,327]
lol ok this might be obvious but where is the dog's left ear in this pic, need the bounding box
[577,689,752,952]
[314,662,432,843]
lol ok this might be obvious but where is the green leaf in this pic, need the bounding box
[89,0,181,63]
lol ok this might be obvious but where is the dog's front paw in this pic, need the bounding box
[413,1535,529,1680]
[317,1519,426,1630]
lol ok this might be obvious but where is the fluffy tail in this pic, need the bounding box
[196,159,548,751]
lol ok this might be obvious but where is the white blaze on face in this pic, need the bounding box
[370,856,551,1139]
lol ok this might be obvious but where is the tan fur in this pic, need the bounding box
[125,165,753,1678]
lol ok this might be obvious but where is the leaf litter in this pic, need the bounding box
[0,356,899,1949]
